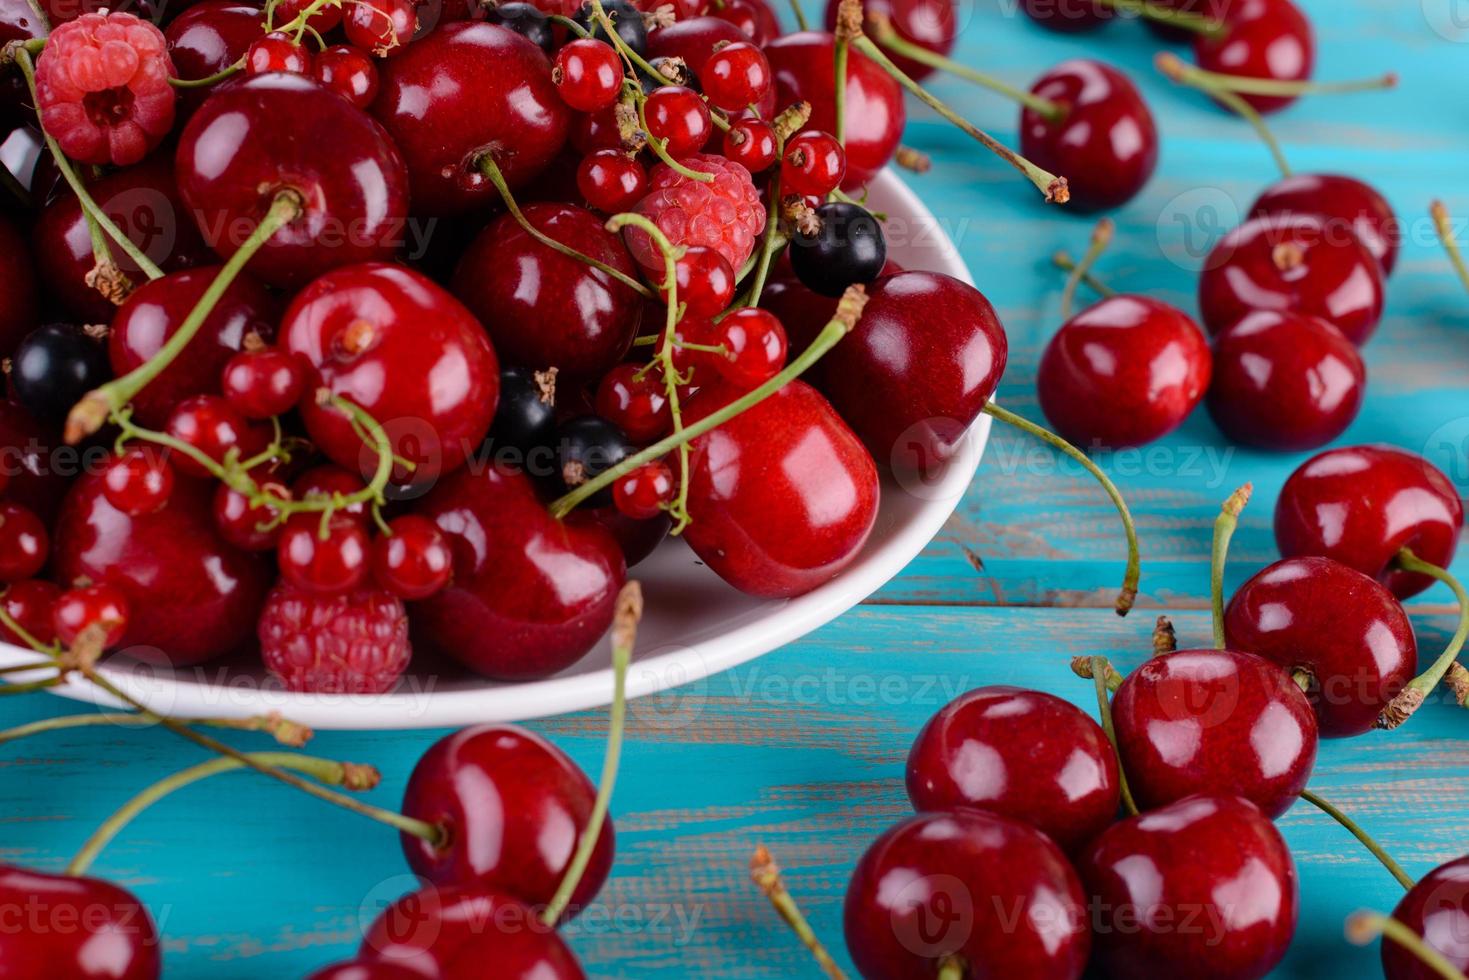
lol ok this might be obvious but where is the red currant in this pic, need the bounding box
[666,245,735,317]
[596,362,671,443]
[553,38,625,112]
[344,0,416,57]
[643,85,712,157]
[371,515,452,600]
[277,514,371,594]
[53,584,129,650]
[613,461,675,519]
[723,118,777,172]
[669,316,722,378]
[246,32,313,76]
[782,130,846,197]
[701,41,771,111]
[577,149,649,213]
[0,503,47,582]
[291,466,371,526]
[715,307,787,386]
[272,0,343,33]
[222,348,306,420]
[1,580,61,647]
[100,448,175,517]
[314,45,380,109]
[165,395,267,478]
[213,474,291,552]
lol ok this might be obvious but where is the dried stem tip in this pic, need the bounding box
[1155,51,1189,82]
[773,100,813,141]
[1447,662,1469,708]
[341,762,382,791]
[895,145,932,173]
[64,389,113,445]
[1046,177,1071,205]
[611,580,644,653]
[264,711,313,747]
[1222,482,1253,517]
[1152,615,1177,655]
[834,0,864,41]
[85,259,134,307]
[834,284,869,329]
[1377,687,1425,730]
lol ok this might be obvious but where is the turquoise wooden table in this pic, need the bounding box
[6,1,1469,976]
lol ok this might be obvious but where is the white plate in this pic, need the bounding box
[0,169,988,730]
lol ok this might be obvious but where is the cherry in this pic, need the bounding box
[789,201,886,298]
[371,515,452,600]
[709,0,779,44]
[313,45,381,109]
[282,262,500,488]
[166,0,265,119]
[701,40,771,110]
[483,1,554,52]
[372,22,569,215]
[246,31,313,75]
[643,85,713,157]
[413,463,626,679]
[906,686,1120,853]
[0,0,44,129]
[1199,213,1385,345]
[0,402,70,526]
[453,203,642,383]
[0,580,62,647]
[612,461,674,519]
[781,130,846,198]
[487,366,560,466]
[765,31,904,189]
[400,724,614,913]
[109,266,278,427]
[0,502,47,582]
[595,363,670,443]
[844,810,1091,979]
[213,472,290,551]
[712,307,787,386]
[569,504,670,568]
[221,348,306,420]
[1038,294,1211,449]
[1019,0,1109,33]
[823,0,954,80]
[306,959,423,980]
[164,394,266,478]
[1080,795,1298,979]
[1274,445,1463,599]
[722,117,778,172]
[667,246,735,317]
[440,931,586,980]
[570,104,624,155]
[52,466,271,666]
[576,149,649,213]
[575,0,646,55]
[272,0,343,33]
[53,583,130,649]
[553,38,624,112]
[8,324,110,426]
[1250,173,1401,276]
[1020,59,1159,212]
[1194,0,1314,114]
[1383,855,1469,979]
[0,214,37,358]
[1206,310,1364,451]
[0,866,160,979]
[101,447,176,518]
[278,513,371,594]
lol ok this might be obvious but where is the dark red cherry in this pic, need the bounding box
[1275,445,1463,599]
[414,463,626,679]
[906,686,1119,853]
[282,262,500,488]
[0,502,47,581]
[306,959,423,980]
[440,931,585,980]
[221,347,307,420]
[272,0,343,34]
[0,866,161,980]
[1020,59,1159,212]
[1224,556,1415,738]
[372,22,569,215]
[372,514,452,600]
[1038,294,1211,449]
[313,44,381,109]
[53,583,130,649]
[451,203,642,383]
[400,724,613,913]
[1080,795,1298,979]
[708,0,779,44]
[822,0,955,79]
[0,580,61,647]
[1383,854,1469,979]
[164,1,266,117]
[176,73,411,289]
[683,380,877,598]
[764,30,904,189]
[1019,0,1109,33]
[1112,648,1317,818]
[164,394,267,478]
[567,504,670,568]
[0,401,69,526]
[1206,309,1364,451]
[100,447,176,517]
[1250,173,1401,276]
[844,810,1090,980]
[0,213,37,358]
[1194,0,1313,114]
[0,0,44,129]
[1199,213,1385,345]
[108,267,278,427]
[52,466,271,666]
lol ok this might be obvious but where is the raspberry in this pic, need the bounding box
[258,583,411,694]
[34,11,177,167]
[627,153,766,276]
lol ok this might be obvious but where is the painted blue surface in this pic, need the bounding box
[5,1,1469,977]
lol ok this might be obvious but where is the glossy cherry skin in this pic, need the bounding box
[51,466,271,667]
[906,686,1119,853]
[1079,795,1298,980]
[1384,855,1469,979]
[765,31,903,189]
[710,0,780,43]
[306,960,423,980]
[177,73,410,289]
[844,810,1090,980]
[0,213,37,358]
[165,1,266,117]
[0,401,69,525]
[1250,173,1400,276]
[1112,648,1317,818]
[822,0,954,80]
[1039,294,1210,449]
[1020,59,1158,212]
[1274,445,1463,599]
[683,380,877,598]
[1199,213,1385,345]
[1205,309,1364,451]
[0,579,61,647]
[400,724,613,914]
[108,267,278,427]
[0,865,161,979]
[372,22,569,216]
[0,0,44,128]
[282,262,499,488]
[645,18,777,119]
[452,203,642,382]
[414,463,626,679]
[1194,0,1313,114]
[1019,0,1108,33]
[1224,556,1414,737]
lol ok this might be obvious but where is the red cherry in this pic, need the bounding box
[1019,0,1109,33]
[344,0,417,56]
[1384,855,1469,979]
[844,810,1091,979]
[1038,294,1211,450]
[823,0,955,79]
[0,502,47,582]
[53,583,130,649]
[440,931,585,980]
[708,0,779,44]
[781,129,846,197]
[701,40,771,110]
[165,394,266,478]
[306,959,423,980]
[213,473,291,551]
[0,402,69,526]
[646,17,777,118]
[1250,172,1400,276]
[313,45,381,109]
[221,348,306,420]
[1206,310,1365,451]
[612,461,674,519]
[371,515,452,600]
[643,85,713,157]
[0,213,37,359]
[272,0,343,33]
[722,117,778,172]
[906,686,1119,853]
[569,104,623,155]
[666,245,735,318]
[553,38,624,111]
[100,447,176,517]
[568,505,670,568]
[246,31,312,75]
[1080,795,1298,979]
[595,363,670,442]
[576,149,648,213]
[0,580,62,647]
[0,866,160,980]
[166,1,267,119]
[278,513,372,594]
[1275,445,1463,599]
[1194,0,1314,114]
[712,307,786,386]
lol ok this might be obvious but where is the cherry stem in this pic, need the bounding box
[1347,912,1468,980]
[935,956,965,980]
[1431,201,1469,296]
[1378,548,1469,730]
[852,35,1070,203]
[1174,58,1397,99]
[750,845,849,980]
[1210,483,1252,649]
[1061,219,1114,321]
[982,403,1139,615]
[168,58,243,89]
[739,103,809,309]
[1095,0,1222,34]
[549,284,871,518]
[1052,251,1117,298]
[0,711,312,747]
[542,582,642,925]
[66,751,378,877]
[1090,654,1139,816]
[1299,788,1413,890]
[786,0,809,31]
[1155,53,1292,178]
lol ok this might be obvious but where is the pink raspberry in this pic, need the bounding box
[258,583,411,694]
[628,152,766,275]
[34,11,177,167]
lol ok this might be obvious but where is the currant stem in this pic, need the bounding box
[1347,912,1468,980]
[751,846,849,980]
[634,90,716,183]
[935,957,965,980]
[1432,201,1469,296]
[1299,789,1413,890]
[0,711,312,748]
[1378,548,1469,730]
[1155,53,1292,178]
[1091,655,1139,816]
[982,403,1139,615]
[1210,484,1251,649]
[168,58,244,89]
[1061,219,1113,321]
[1052,251,1117,298]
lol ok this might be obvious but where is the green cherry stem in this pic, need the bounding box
[1299,789,1413,890]
[1155,53,1292,178]
[1378,548,1469,730]
[935,957,966,980]
[1210,483,1252,649]
[1090,654,1139,816]
[786,0,810,31]
[1096,0,1222,35]
[1052,250,1118,298]
[1061,218,1113,321]
[1168,58,1397,99]
[751,846,849,980]
[0,711,312,748]
[1347,912,1468,980]
[168,58,244,89]
[1432,201,1469,296]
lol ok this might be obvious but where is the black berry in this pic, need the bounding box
[574,0,646,57]
[557,415,632,507]
[487,365,559,476]
[484,1,554,52]
[789,201,887,298]
[8,323,110,424]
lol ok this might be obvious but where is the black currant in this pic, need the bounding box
[557,415,632,507]
[486,365,560,477]
[638,57,699,95]
[483,1,554,52]
[574,0,646,57]
[8,323,110,424]
[789,201,887,298]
